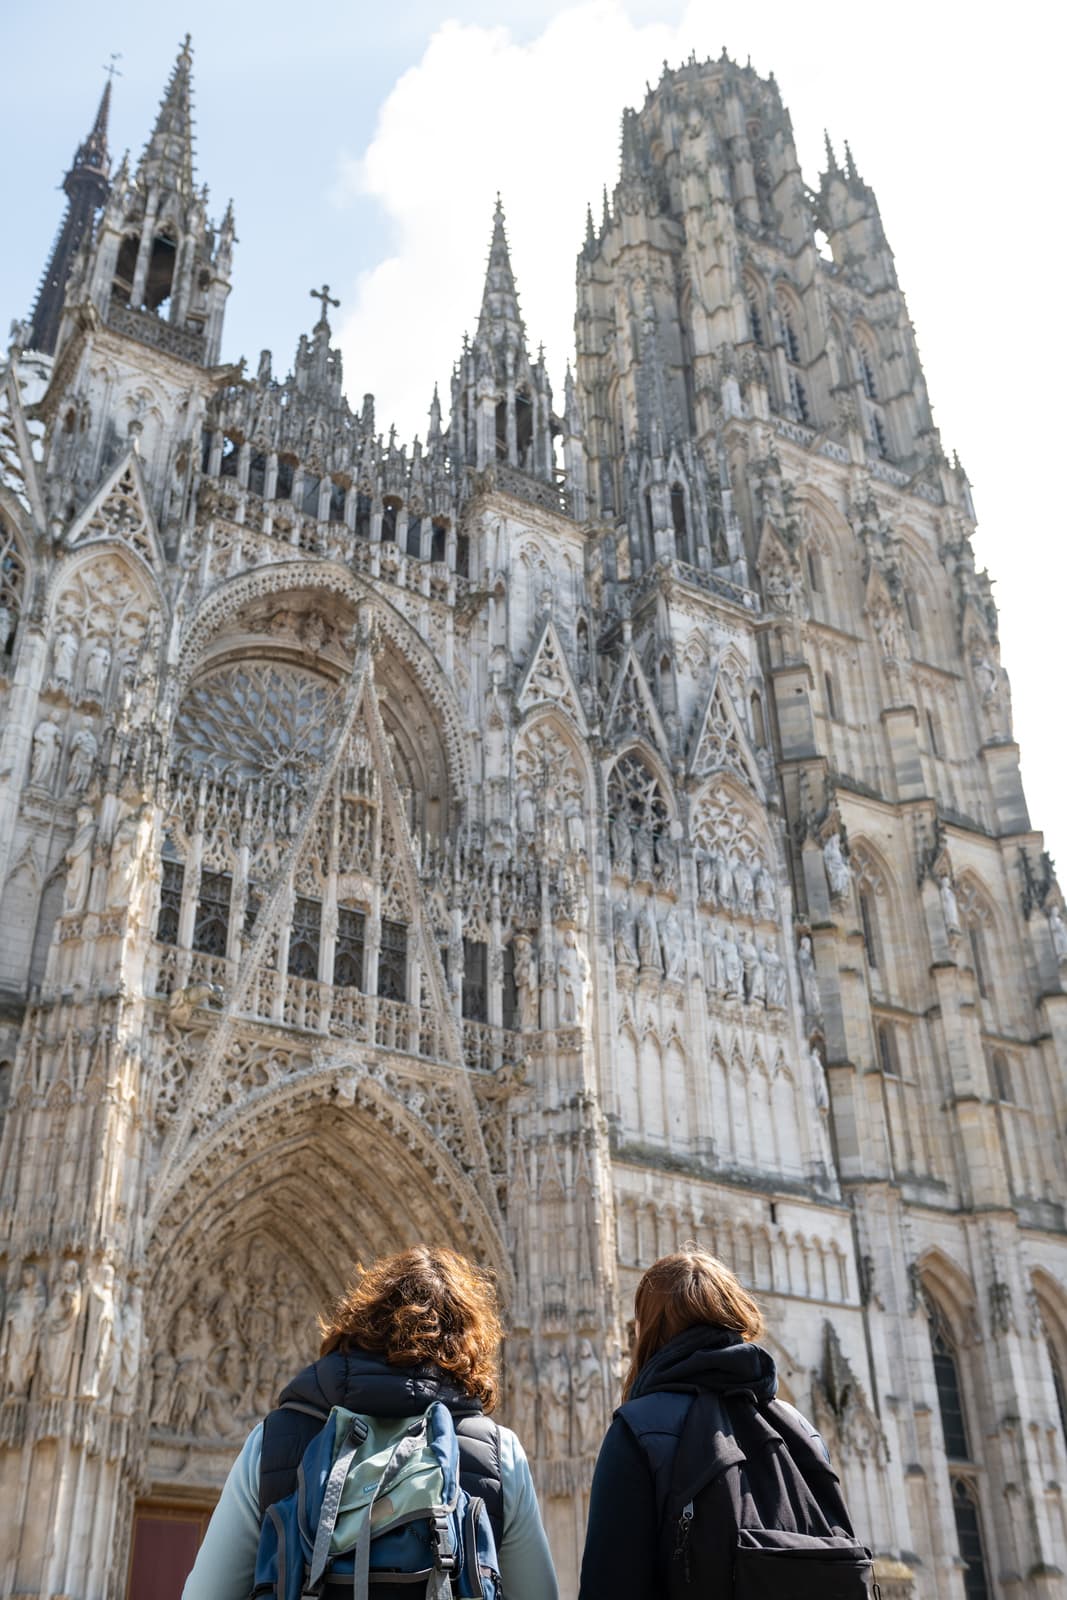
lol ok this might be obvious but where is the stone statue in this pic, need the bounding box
[65,725,97,794]
[762,942,787,1008]
[63,804,97,915]
[696,851,714,903]
[1,1263,46,1398]
[798,936,821,1018]
[823,833,851,899]
[722,927,743,998]
[79,1260,118,1400]
[741,932,765,1004]
[661,908,686,982]
[513,935,540,1030]
[558,927,590,1025]
[40,1257,83,1398]
[754,863,777,920]
[52,626,78,688]
[113,1282,144,1416]
[84,638,112,699]
[572,1338,605,1457]
[509,1341,539,1454]
[1048,904,1067,967]
[613,900,638,966]
[518,789,536,837]
[716,850,735,907]
[106,806,153,910]
[565,801,585,856]
[637,899,662,972]
[938,872,961,937]
[30,713,61,788]
[542,1344,571,1460]
[811,1045,830,1116]
[733,858,755,915]
[654,830,676,888]
[610,813,633,875]
[633,825,655,883]
[0,602,14,656]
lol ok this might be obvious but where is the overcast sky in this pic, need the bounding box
[3,2,1062,875]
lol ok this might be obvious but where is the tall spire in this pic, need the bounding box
[27,76,112,354]
[476,197,526,350]
[138,33,195,198]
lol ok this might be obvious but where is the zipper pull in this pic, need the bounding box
[673,1501,694,1584]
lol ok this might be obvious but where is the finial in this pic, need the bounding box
[309,283,340,328]
[102,52,123,85]
[823,130,839,173]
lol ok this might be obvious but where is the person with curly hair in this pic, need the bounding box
[182,1245,557,1600]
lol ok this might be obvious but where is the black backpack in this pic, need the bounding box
[663,1390,877,1600]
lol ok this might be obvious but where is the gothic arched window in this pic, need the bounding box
[859,888,880,969]
[952,1479,992,1600]
[0,514,26,664]
[670,483,689,562]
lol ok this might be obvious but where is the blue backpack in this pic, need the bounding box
[252,1401,502,1600]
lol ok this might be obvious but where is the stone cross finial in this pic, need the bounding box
[310,284,340,327]
[102,52,123,84]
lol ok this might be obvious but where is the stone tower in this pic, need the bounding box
[27,81,112,357]
[0,40,1064,1600]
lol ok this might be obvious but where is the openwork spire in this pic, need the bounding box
[138,33,195,197]
[27,76,112,353]
[476,197,526,350]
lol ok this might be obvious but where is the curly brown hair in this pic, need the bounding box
[319,1246,503,1411]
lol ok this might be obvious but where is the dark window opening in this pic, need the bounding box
[860,351,879,401]
[329,480,347,523]
[144,233,177,312]
[644,487,654,537]
[1049,1343,1067,1449]
[381,499,399,542]
[355,493,372,540]
[670,484,689,562]
[501,942,519,1031]
[430,521,447,563]
[462,938,488,1023]
[288,896,321,980]
[991,1050,1012,1102]
[243,886,261,941]
[275,458,294,501]
[192,870,231,958]
[807,548,822,592]
[783,315,802,365]
[247,452,268,497]
[157,860,184,946]
[406,517,423,558]
[301,473,322,518]
[219,435,239,478]
[455,533,470,580]
[931,1323,970,1461]
[750,692,767,747]
[824,671,839,722]
[859,889,879,969]
[495,399,508,460]
[515,390,533,466]
[200,428,213,474]
[333,906,366,989]
[951,1479,991,1600]
[903,588,919,633]
[927,710,941,757]
[877,1022,898,1077]
[968,925,989,999]
[112,234,139,305]
[792,376,810,423]
[747,294,764,346]
[872,411,889,458]
[378,919,407,1002]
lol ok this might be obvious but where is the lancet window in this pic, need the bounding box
[378,918,407,1002]
[157,859,184,946]
[925,1293,991,1600]
[462,938,488,1023]
[192,870,231,958]
[288,896,321,980]
[333,907,365,989]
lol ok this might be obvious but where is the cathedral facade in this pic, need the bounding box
[0,37,1065,1600]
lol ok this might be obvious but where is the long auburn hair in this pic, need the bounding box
[622,1247,765,1400]
[319,1246,503,1411]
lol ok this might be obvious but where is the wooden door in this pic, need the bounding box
[126,1498,215,1600]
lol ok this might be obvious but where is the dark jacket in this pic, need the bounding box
[258,1347,504,1549]
[577,1325,828,1600]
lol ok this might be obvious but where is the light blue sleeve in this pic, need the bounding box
[181,1423,263,1600]
[496,1425,559,1600]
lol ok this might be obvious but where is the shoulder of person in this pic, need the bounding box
[615,1390,693,1441]
[770,1399,831,1464]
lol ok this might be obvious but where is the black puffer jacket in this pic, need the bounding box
[577,1325,828,1600]
[258,1347,504,1550]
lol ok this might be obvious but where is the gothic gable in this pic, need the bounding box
[65,447,165,577]
[603,645,670,759]
[515,617,588,735]
[687,664,764,797]
[0,363,45,530]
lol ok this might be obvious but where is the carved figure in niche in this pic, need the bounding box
[79,1260,118,1400]
[716,850,735,908]
[938,873,961,938]
[741,932,764,1004]
[30,712,61,788]
[810,1044,831,1117]
[762,942,787,1009]
[572,1339,605,1457]
[40,1257,83,1397]
[1048,904,1067,967]
[84,638,112,700]
[558,928,590,1025]
[798,936,821,1019]
[113,1282,144,1416]
[701,925,720,993]
[106,805,154,911]
[0,602,14,656]
[872,601,907,664]
[63,804,97,915]
[508,1341,539,1455]
[823,833,851,899]
[542,1344,571,1460]
[696,851,714,903]
[614,900,638,967]
[733,857,755,915]
[754,863,777,920]
[637,899,662,973]
[610,812,632,875]
[565,801,585,857]
[1,1262,46,1397]
[661,909,686,982]
[654,830,676,889]
[513,935,540,1030]
[633,825,655,884]
[66,724,97,794]
[517,789,536,837]
[52,626,78,688]
[722,927,743,999]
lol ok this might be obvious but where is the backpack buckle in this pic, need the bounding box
[431,1511,457,1572]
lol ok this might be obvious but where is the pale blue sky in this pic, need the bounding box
[4,2,1063,872]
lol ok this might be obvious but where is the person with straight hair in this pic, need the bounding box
[578,1247,871,1600]
[182,1244,558,1600]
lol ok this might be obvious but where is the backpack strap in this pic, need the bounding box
[350,1411,444,1600]
[303,1415,369,1597]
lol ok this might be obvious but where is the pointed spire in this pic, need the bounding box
[27,74,113,354]
[476,197,526,350]
[823,130,839,174]
[584,202,596,251]
[139,34,195,198]
[844,140,860,183]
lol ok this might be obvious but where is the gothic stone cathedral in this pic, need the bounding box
[0,37,1064,1600]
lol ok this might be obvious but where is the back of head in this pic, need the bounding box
[319,1245,503,1411]
[623,1247,764,1400]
